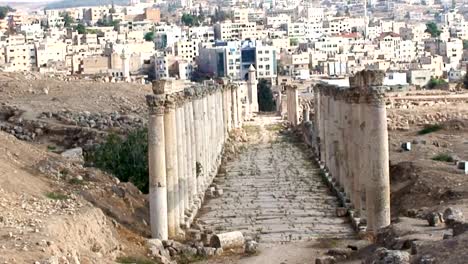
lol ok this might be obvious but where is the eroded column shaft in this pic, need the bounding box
[164,103,178,238]
[148,104,168,240]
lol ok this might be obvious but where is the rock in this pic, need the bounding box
[61,147,83,160]
[418,254,436,263]
[214,248,223,256]
[148,239,167,258]
[244,240,258,254]
[452,221,468,236]
[336,207,348,217]
[327,248,352,259]
[199,247,216,257]
[426,212,442,227]
[316,256,336,264]
[443,207,464,225]
[365,248,410,264]
[180,246,197,257]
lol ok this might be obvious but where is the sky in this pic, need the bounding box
[0,0,59,2]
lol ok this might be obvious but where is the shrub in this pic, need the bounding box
[45,192,68,200]
[432,153,454,162]
[426,77,447,89]
[86,128,149,193]
[116,256,157,264]
[418,124,443,135]
[257,79,276,112]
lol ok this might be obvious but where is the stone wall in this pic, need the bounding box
[146,79,246,240]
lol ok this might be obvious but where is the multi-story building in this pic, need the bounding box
[197,40,276,80]
[213,22,258,41]
[175,39,200,61]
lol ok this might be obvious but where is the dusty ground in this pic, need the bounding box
[0,72,150,114]
[386,90,468,219]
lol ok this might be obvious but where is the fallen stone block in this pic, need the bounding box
[210,231,245,250]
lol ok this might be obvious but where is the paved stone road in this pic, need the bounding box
[197,116,355,244]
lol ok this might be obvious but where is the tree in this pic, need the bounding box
[75,23,86,34]
[463,73,468,89]
[290,38,298,46]
[463,40,468,50]
[211,6,230,24]
[86,128,149,193]
[144,31,155,42]
[0,6,14,20]
[181,13,199,26]
[61,12,74,27]
[257,79,276,112]
[425,22,441,37]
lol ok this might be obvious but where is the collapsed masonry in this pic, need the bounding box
[298,70,391,235]
[145,79,248,240]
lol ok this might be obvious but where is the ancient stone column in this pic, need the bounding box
[201,93,209,193]
[335,97,345,195]
[186,98,195,210]
[226,85,232,131]
[319,93,327,163]
[146,94,168,240]
[362,91,391,234]
[350,101,363,216]
[175,96,185,228]
[287,86,299,125]
[314,89,321,157]
[236,86,243,126]
[164,96,179,238]
[303,106,310,123]
[327,95,337,182]
[192,96,202,206]
[231,86,238,128]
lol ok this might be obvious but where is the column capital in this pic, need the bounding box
[165,94,177,112]
[285,84,298,91]
[146,94,166,115]
[174,91,186,108]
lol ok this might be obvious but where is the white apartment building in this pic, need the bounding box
[302,7,324,23]
[323,18,350,35]
[175,39,200,61]
[266,14,291,29]
[188,26,215,43]
[154,24,184,48]
[3,43,36,71]
[154,54,170,79]
[213,22,258,41]
[231,8,249,24]
[440,38,463,69]
[35,41,67,67]
[314,36,352,55]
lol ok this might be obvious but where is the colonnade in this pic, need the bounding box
[146,80,244,240]
[311,70,391,235]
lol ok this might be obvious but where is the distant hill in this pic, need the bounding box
[45,0,129,9]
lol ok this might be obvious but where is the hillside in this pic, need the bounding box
[45,0,129,9]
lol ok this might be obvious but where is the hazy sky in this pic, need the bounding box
[0,0,59,2]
